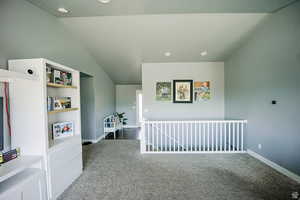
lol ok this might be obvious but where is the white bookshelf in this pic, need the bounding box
[8,58,82,200]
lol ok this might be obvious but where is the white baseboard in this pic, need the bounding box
[247,149,300,183]
[82,134,105,144]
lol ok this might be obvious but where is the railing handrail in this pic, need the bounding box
[143,120,247,124]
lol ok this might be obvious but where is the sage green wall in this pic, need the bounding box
[225,1,300,175]
[0,0,115,140]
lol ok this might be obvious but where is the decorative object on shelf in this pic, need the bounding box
[63,72,72,86]
[48,97,72,111]
[194,81,211,101]
[48,66,73,86]
[46,66,52,83]
[47,96,53,111]
[173,80,193,103]
[53,69,64,85]
[52,121,74,140]
[0,147,20,165]
[156,82,172,101]
[47,97,72,111]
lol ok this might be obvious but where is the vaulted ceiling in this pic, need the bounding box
[27,0,293,17]
[25,0,291,83]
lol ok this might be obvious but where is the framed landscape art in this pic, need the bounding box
[173,80,193,103]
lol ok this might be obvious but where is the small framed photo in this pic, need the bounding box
[52,121,74,140]
[173,80,193,103]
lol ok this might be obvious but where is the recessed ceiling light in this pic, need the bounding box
[164,52,171,57]
[98,0,111,3]
[200,51,208,56]
[57,8,69,13]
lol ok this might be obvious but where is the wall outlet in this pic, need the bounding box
[258,144,262,150]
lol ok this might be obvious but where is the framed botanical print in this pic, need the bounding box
[156,82,172,101]
[173,80,193,103]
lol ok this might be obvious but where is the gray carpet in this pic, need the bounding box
[58,140,300,200]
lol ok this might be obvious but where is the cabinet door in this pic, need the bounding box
[0,191,22,200]
[22,171,47,200]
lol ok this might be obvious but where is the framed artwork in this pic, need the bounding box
[156,82,172,101]
[173,80,193,103]
[194,81,211,101]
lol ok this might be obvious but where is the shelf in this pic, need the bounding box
[47,82,77,89]
[48,108,78,114]
[0,156,42,183]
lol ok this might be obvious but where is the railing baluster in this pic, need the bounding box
[168,122,172,151]
[241,122,244,151]
[207,122,209,151]
[229,122,232,151]
[159,121,163,151]
[195,122,197,151]
[234,122,236,152]
[164,121,166,151]
[204,122,206,151]
[148,123,150,151]
[225,122,227,152]
[212,122,215,152]
[216,122,218,152]
[220,122,223,152]
[177,122,179,152]
[237,122,240,151]
[173,122,175,152]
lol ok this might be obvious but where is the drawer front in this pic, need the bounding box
[50,153,82,199]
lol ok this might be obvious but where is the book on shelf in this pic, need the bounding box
[0,148,20,165]
[47,97,72,111]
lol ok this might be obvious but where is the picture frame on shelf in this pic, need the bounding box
[173,80,193,103]
[52,121,74,140]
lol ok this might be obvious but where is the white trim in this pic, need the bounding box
[123,125,140,128]
[82,134,105,144]
[247,149,300,183]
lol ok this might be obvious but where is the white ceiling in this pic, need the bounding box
[26,0,293,17]
[61,14,268,84]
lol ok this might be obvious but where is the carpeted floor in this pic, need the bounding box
[58,140,300,200]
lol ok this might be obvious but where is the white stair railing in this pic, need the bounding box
[140,120,247,154]
[150,123,186,151]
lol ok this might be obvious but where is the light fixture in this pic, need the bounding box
[57,8,69,14]
[98,0,111,3]
[164,52,171,57]
[200,51,208,56]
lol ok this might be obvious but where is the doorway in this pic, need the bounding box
[136,90,143,127]
[80,72,95,142]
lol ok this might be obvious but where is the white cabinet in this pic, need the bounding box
[9,58,83,200]
[0,169,47,200]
